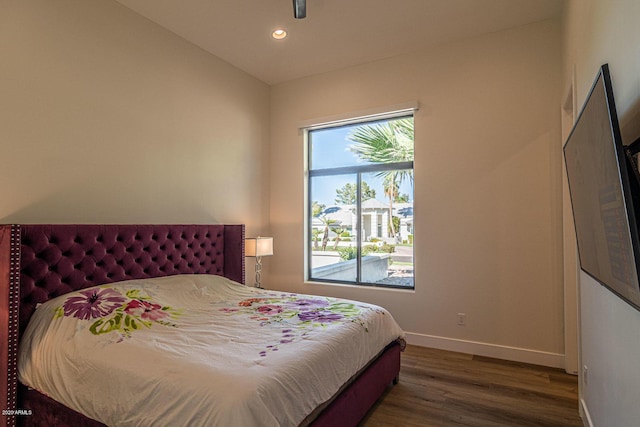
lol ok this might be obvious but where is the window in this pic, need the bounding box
[306,114,414,289]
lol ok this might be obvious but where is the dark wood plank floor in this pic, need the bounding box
[361,345,583,427]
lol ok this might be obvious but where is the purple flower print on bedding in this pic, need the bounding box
[124,299,170,322]
[217,293,385,357]
[62,288,126,320]
[55,287,180,340]
[297,310,343,322]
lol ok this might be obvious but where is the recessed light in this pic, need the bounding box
[272,28,287,40]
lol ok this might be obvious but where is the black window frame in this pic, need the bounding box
[306,114,415,289]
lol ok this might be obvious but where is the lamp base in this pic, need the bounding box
[254,256,263,288]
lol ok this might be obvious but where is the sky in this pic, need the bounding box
[309,124,413,207]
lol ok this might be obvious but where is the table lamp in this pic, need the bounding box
[245,236,273,288]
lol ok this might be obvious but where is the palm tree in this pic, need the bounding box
[317,215,340,251]
[383,175,400,238]
[311,228,321,249]
[330,225,346,250]
[348,118,414,240]
[348,118,414,166]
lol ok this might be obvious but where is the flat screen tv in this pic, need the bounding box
[564,63,640,311]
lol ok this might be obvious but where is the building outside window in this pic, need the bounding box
[306,114,414,288]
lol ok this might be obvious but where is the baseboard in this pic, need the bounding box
[405,331,565,369]
[580,398,593,427]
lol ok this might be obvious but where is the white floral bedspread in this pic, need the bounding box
[18,274,405,427]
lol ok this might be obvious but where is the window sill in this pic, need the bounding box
[304,280,415,293]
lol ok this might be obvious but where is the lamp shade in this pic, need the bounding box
[245,237,273,257]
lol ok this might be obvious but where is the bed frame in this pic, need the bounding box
[0,224,400,427]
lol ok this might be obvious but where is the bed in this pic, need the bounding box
[0,224,404,427]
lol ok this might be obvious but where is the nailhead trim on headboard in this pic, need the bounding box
[6,225,20,427]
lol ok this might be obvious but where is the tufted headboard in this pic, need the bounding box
[0,224,244,427]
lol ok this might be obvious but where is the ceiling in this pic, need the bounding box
[114,0,564,85]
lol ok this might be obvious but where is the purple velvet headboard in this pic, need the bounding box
[0,224,244,427]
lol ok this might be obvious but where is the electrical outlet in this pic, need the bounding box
[457,313,466,326]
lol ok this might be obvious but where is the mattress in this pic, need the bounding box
[18,274,405,426]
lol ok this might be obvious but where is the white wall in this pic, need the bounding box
[0,0,270,238]
[562,1,640,425]
[270,20,565,366]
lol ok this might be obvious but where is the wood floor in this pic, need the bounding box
[361,345,583,427]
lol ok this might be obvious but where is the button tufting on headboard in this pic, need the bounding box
[16,224,244,338]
